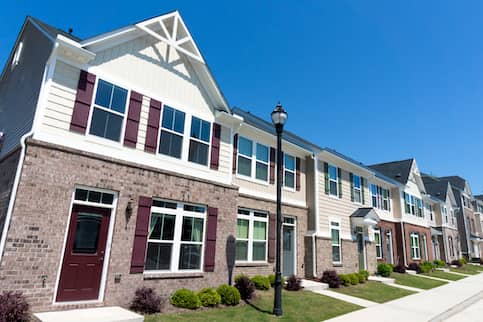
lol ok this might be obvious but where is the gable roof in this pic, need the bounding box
[28,16,80,42]
[368,159,413,184]
[439,176,466,191]
[422,174,449,201]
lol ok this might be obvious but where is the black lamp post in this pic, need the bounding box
[271,102,287,317]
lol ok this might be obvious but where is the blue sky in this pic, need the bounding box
[2,1,483,194]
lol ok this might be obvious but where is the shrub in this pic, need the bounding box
[359,270,370,281]
[338,274,350,286]
[0,291,30,322]
[268,274,285,287]
[320,270,340,288]
[451,259,463,267]
[216,284,240,306]
[251,275,270,290]
[420,261,434,273]
[130,287,162,314]
[377,263,393,277]
[347,273,359,285]
[234,274,256,300]
[197,288,221,307]
[459,257,468,266]
[170,289,201,310]
[357,272,366,283]
[285,275,302,291]
[433,259,445,268]
[393,264,406,273]
[408,262,422,273]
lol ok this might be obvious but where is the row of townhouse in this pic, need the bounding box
[0,12,482,313]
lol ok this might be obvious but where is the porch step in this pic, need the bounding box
[34,306,143,322]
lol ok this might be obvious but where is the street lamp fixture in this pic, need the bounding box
[271,102,287,317]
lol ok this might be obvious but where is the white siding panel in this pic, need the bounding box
[218,125,231,176]
[136,96,150,151]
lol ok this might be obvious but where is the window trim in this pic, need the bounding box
[330,219,342,264]
[328,164,339,197]
[188,116,212,166]
[236,136,270,185]
[374,229,382,259]
[235,208,269,263]
[283,153,296,190]
[410,232,421,260]
[145,200,207,274]
[352,174,362,204]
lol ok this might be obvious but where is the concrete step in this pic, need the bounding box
[34,306,143,322]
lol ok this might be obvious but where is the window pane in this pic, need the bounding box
[184,205,205,213]
[190,117,201,138]
[179,244,202,269]
[152,200,177,209]
[89,108,122,142]
[235,240,248,261]
[285,172,295,188]
[162,106,174,130]
[105,113,123,141]
[237,156,251,176]
[145,243,172,270]
[181,217,204,242]
[74,189,88,201]
[254,212,267,218]
[73,213,102,254]
[237,219,249,239]
[353,175,361,188]
[256,162,268,181]
[159,131,183,158]
[88,190,101,203]
[94,80,112,108]
[201,120,211,142]
[332,246,340,262]
[354,191,361,203]
[110,86,127,113]
[149,213,175,241]
[331,228,339,245]
[174,110,185,134]
[285,154,295,170]
[375,232,380,244]
[188,140,209,165]
[101,193,114,205]
[329,165,337,179]
[238,137,252,157]
[253,221,266,240]
[330,181,338,195]
[256,144,269,162]
[252,241,266,261]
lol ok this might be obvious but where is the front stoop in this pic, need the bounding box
[34,306,143,322]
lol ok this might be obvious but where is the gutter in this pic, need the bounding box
[312,153,320,277]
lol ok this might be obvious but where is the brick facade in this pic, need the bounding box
[436,227,459,263]
[0,140,239,312]
[376,220,399,265]
[0,148,21,238]
[402,222,433,264]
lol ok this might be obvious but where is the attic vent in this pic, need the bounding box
[0,131,5,151]
[11,41,23,69]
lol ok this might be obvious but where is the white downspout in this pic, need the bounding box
[311,153,320,277]
[400,188,408,266]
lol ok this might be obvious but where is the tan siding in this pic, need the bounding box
[218,125,231,176]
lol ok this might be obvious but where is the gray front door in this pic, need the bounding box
[282,218,296,276]
[357,231,366,270]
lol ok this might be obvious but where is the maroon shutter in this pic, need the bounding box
[130,196,152,274]
[210,123,221,170]
[296,157,301,191]
[123,91,143,148]
[268,212,276,263]
[70,70,96,134]
[232,134,238,174]
[269,147,276,184]
[204,207,218,272]
[144,98,162,153]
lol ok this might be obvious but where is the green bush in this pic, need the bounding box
[268,274,285,287]
[251,275,270,290]
[377,263,393,277]
[459,257,468,265]
[433,259,445,268]
[339,274,350,286]
[348,273,359,285]
[420,261,434,274]
[216,284,240,306]
[197,288,221,307]
[357,272,366,283]
[359,270,370,281]
[170,289,201,309]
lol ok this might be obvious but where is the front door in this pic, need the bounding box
[282,217,296,276]
[357,231,366,270]
[56,205,110,302]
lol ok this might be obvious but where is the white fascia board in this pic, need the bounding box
[56,35,96,66]
[215,110,243,129]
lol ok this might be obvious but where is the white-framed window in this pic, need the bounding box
[382,188,390,210]
[284,153,295,189]
[145,200,206,272]
[11,41,23,69]
[74,187,115,206]
[417,199,423,218]
[371,184,378,207]
[443,206,448,224]
[89,79,128,142]
[448,236,454,257]
[410,232,420,260]
[371,184,390,210]
[374,229,382,259]
[159,106,186,159]
[188,116,211,165]
[236,136,270,183]
[236,209,268,262]
[328,165,338,196]
[450,209,455,225]
[352,174,362,203]
[330,221,341,263]
[427,203,433,221]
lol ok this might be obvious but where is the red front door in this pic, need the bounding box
[56,205,110,302]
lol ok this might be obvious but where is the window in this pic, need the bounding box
[145,201,205,272]
[417,199,423,218]
[328,165,338,196]
[471,218,475,233]
[374,229,382,259]
[284,154,295,189]
[74,188,114,205]
[410,233,420,259]
[382,188,390,210]
[448,237,454,257]
[236,209,268,262]
[404,193,422,217]
[188,116,211,165]
[237,136,270,183]
[159,106,186,158]
[371,184,378,207]
[427,204,433,221]
[330,221,341,263]
[450,209,455,225]
[404,193,411,213]
[443,206,448,224]
[352,175,362,203]
[371,184,390,210]
[11,41,23,68]
[89,79,127,142]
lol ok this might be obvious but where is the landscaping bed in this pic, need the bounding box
[145,290,362,322]
[331,281,415,303]
[391,272,447,290]
[422,270,466,281]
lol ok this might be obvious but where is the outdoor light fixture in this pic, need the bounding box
[271,102,287,317]
[125,199,134,223]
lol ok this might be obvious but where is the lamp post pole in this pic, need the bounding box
[271,103,287,317]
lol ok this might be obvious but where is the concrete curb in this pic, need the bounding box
[428,290,483,322]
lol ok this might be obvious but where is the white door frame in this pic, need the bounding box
[282,216,297,276]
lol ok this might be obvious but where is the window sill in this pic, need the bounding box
[143,272,205,280]
[332,263,343,267]
[283,186,296,193]
[235,262,271,268]
[236,174,270,186]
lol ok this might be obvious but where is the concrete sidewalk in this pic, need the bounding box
[325,272,483,322]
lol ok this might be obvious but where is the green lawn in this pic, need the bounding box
[450,265,483,275]
[391,273,447,289]
[145,290,362,322]
[332,281,415,303]
[422,270,466,281]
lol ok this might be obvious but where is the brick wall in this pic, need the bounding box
[0,140,239,312]
[376,220,399,265]
[0,148,21,239]
[403,222,433,264]
[315,238,360,275]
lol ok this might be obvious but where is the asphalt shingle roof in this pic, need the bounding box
[368,159,413,184]
[439,176,466,191]
[421,174,448,201]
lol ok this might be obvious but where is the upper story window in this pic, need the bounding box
[404,193,422,217]
[236,209,268,262]
[256,144,269,181]
[188,116,211,165]
[89,79,127,142]
[427,203,433,221]
[11,41,23,69]
[450,209,455,225]
[471,218,475,233]
[284,153,295,189]
[237,136,270,182]
[442,206,448,224]
[237,136,253,177]
[352,174,362,203]
[417,199,423,218]
[328,165,338,196]
[159,106,186,159]
[371,184,390,211]
[478,203,483,213]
